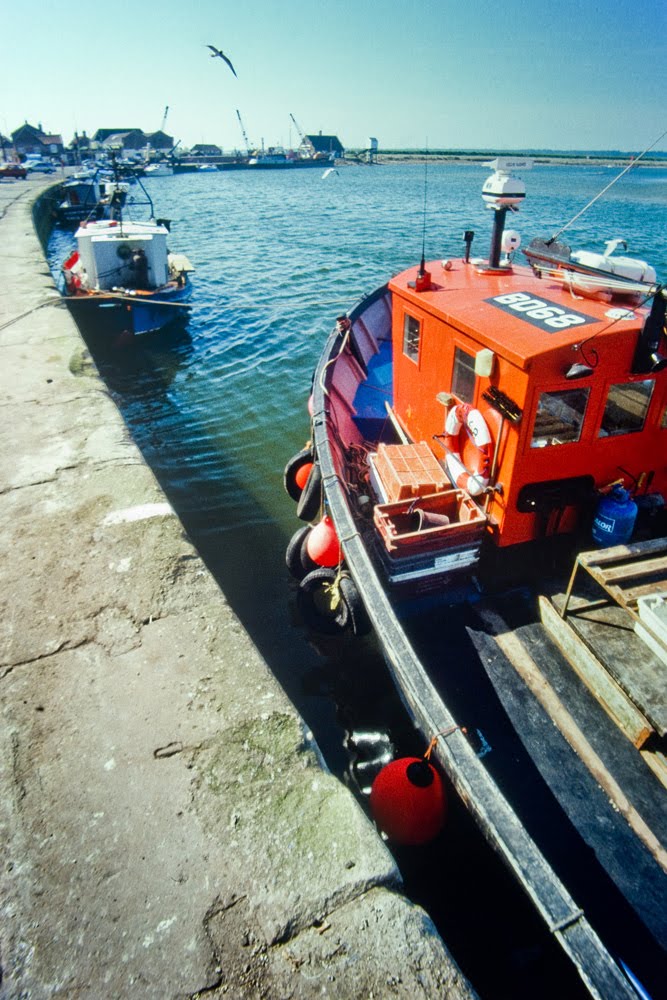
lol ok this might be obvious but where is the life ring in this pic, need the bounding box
[283,446,314,502]
[443,403,492,496]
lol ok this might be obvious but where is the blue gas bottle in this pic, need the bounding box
[592,485,638,547]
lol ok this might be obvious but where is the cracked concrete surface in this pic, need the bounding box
[0,178,477,999]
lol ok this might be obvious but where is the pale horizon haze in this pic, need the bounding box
[3,0,666,154]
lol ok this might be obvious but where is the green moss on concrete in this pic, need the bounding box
[68,347,97,377]
[201,712,314,797]
[193,711,395,892]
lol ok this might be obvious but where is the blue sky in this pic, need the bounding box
[4,0,665,152]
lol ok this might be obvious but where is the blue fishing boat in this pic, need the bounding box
[61,176,194,335]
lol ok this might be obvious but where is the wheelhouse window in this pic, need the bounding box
[403,314,421,362]
[452,347,476,403]
[598,380,654,437]
[531,387,589,448]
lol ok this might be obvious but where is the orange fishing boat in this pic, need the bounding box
[285,158,667,998]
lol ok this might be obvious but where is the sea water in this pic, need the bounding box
[47,162,667,998]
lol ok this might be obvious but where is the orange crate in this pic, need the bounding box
[373,442,449,502]
[374,490,487,554]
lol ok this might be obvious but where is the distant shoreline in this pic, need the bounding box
[344,150,666,168]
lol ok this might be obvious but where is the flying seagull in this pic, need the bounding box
[206,45,237,77]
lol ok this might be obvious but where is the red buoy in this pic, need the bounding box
[306,514,342,567]
[370,757,447,845]
[295,461,313,491]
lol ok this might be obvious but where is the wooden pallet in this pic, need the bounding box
[561,537,667,624]
[542,539,667,764]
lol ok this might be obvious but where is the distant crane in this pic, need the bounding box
[289,113,309,153]
[236,109,251,156]
[159,106,169,133]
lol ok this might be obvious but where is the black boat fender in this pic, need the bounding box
[338,574,373,636]
[285,524,317,580]
[299,528,319,577]
[283,446,313,502]
[296,460,322,521]
[297,568,371,636]
[297,567,351,634]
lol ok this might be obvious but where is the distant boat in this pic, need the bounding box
[61,175,194,336]
[247,150,293,168]
[55,175,130,226]
[144,162,173,177]
[197,163,219,172]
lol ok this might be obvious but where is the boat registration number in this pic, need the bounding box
[487,292,596,332]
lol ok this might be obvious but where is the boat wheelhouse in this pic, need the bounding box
[386,222,666,554]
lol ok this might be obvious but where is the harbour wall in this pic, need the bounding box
[0,177,476,999]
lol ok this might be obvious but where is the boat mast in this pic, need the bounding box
[547,129,667,245]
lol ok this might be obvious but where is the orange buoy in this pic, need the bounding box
[370,757,446,845]
[295,461,313,491]
[306,514,342,567]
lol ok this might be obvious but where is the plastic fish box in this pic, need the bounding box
[372,442,449,502]
[634,592,667,667]
[374,489,487,555]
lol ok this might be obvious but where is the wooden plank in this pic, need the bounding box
[579,538,667,568]
[641,747,667,791]
[615,580,667,607]
[592,555,667,585]
[540,596,654,748]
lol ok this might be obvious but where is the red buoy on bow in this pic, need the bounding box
[306,514,342,567]
[370,756,447,845]
[295,461,313,491]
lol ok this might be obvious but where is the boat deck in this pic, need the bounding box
[461,593,667,987]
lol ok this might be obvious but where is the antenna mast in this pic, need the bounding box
[548,129,667,245]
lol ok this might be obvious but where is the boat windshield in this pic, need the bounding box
[530,387,589,448]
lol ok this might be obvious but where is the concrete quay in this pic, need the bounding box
[0,176,477,999]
